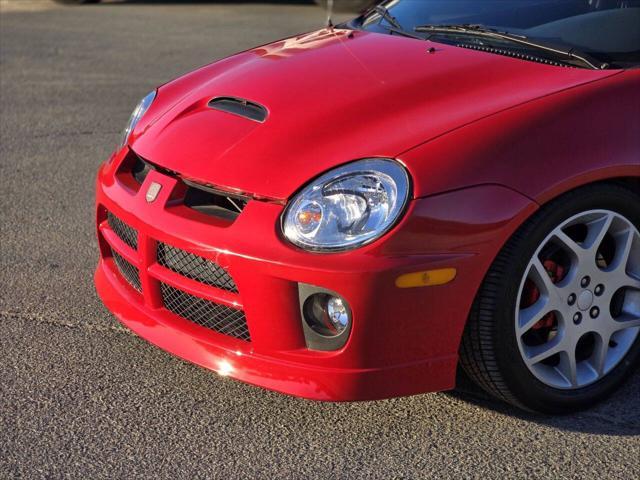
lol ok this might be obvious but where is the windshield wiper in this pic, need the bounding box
[373,6,425,41]
[414,24,608,70]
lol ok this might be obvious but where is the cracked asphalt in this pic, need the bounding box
[1,1,639,478]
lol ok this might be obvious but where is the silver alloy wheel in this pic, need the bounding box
[515,209,640,390]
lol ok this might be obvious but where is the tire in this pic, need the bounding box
[460,183,640,414]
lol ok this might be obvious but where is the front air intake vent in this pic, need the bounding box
[157,242,239,293]
[107,211,138,250]
[126,154,249,221]
[208,97,268,123]
[160,283,250,341]
[111,249,142,292]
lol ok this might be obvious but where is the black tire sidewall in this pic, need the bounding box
[493,185,640,413]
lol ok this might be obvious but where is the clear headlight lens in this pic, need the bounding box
[120,90,156,148]
[282,159,410,251]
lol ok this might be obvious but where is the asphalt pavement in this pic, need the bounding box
[1,1,639,478]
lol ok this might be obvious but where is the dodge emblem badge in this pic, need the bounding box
[146,182,162,203]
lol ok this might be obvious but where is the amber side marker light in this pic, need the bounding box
[395,268,457,288]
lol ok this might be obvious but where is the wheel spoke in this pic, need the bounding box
[585,213,614,254]
[619,273,640,291]
[610,315,640,332]
[556,349,578,387]
[518,297,554,334]
[529,257,562,301]
[610,228,637,274]
[553,230,586,261]
[590,333,611,377]
[526,336,565,365]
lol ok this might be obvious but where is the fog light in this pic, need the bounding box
[303,293,351,337]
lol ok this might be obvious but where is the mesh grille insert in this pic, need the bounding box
[112,249,142,292]
[157,243,238,293]
[160,283,250,341]
[107,212,138,250]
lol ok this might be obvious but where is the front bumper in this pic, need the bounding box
[95,262,456,400]
[94,149,533,401]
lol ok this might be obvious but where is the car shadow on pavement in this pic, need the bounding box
[448,369,640,436]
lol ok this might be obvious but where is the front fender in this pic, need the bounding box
[376,184,538,368]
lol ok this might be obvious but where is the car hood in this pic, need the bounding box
[131,28,615,200]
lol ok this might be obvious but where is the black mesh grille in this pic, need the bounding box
[107,212,138,250]
[157,243,238,293]
[160,283,250,341]
[112,249,142,292]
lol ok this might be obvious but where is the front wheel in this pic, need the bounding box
[460,183,640,413]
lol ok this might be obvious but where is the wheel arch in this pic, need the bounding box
[442,175,639,374]
[456,178,640,411]
[464,174,640,323]
[532,171,640,206]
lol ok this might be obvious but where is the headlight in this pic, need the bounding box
[282,159,410,251]
[120,90,156,148]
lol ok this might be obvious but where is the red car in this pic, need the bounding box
[95,0,640,413]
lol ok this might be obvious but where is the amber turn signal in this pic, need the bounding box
[395,268,457,288]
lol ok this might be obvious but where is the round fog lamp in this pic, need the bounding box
[303,293,351,337]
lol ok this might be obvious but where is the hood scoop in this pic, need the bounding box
[208,96,268,123]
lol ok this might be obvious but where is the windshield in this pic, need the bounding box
[354,0,640,68]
